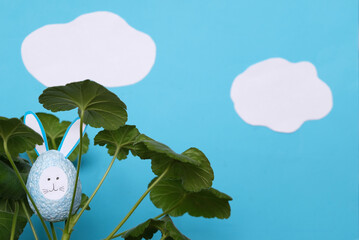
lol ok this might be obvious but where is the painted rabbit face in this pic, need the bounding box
[39,166,68,200]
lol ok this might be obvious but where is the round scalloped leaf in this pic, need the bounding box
[122,215,189,240]
[0,156,30,200]
[94,125,140,160]
[150,179,232,219]
[0,117,43,156]
[39,80,127,130]
[133,136,214,192]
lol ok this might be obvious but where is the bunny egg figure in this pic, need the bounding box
[24,112,86,222]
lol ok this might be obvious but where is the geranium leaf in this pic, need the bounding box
[133,135,214,191]
[0,117,43,156]
[122,215,189,240]
[0,156,31,200]
[94,125,140,160]
[39,80,127,130]
[25,113,90,161]
[150,179,232,219]
[0,199,29,240]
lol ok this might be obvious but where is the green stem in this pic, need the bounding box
[21,200,39,240]
[104,166,171,240]
[26,151,34,164]
[111,197,185,240]
[110,230,126,239]
[50,222,57,240]
[3,142,52,240]
[70,148,120,229]
[51,138,57,149]
[10,201,19,240]
[64,111,84,236]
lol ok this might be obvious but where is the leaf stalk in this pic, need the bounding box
[69,147,121,229]
[104,165,171,240]
[21,200,39,240]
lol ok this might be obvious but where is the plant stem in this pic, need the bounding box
[104,166,171,240]
[21,200,39,240]
[111,197,185,240]
[51,138,57,149]
[26,151,34,164]
[110,230,126,239]
[64,111,84,236]
[70,148,120,229]
[50,222,57,240]
[10,201,19,240]
[3,142,52,240]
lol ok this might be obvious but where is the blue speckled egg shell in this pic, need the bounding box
[26,150,82,222]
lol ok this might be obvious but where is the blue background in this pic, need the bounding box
[0,1,357,239]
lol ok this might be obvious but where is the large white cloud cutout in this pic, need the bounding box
[230,58,333,133]
[21,11,156,87]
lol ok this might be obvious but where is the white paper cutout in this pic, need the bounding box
[230,58,333,133]
[21,11,156,87]
[39,166,68,200]
[58,119,86,158]
[24,112,48,155]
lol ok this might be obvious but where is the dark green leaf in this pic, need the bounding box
[0,199,29,240]
[122,215,189,240]
[26,113,90,161]
[133,136,214,192]
[150,179,232,219]
[0,156,31,200]
[0,117,43,156]
[39,80,127,130]
[94,125,140,160]
[79,193,91,211]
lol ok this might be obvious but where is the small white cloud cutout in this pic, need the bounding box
[230,58,333,133]
[21,11,156,87]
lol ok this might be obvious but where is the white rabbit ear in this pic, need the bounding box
[23,111,49,155]
[58,118,87,158]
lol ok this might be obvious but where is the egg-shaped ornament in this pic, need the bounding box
[23,111,87,222]
[26,150,82,222]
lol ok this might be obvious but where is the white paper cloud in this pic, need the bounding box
[21,11,156,87]
[230,58,333,133]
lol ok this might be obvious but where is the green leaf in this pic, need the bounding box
[0,199,29,240]
[150,179,232,219]
[94,125,140,160]
[0,156,31,200]
[39,80,128,130]
[0,117,43,156]
[26,113,90,161]
[122,215,189,240]
[79,193,91,211]
[133,136,214,192]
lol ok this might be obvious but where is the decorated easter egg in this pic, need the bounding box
[26,150,82,222]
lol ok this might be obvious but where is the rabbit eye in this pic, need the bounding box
[47,178,50,181]
[56,177,59,180]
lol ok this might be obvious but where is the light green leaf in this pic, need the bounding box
[0,117,43,156]
[150,179,232,219]
[94,125,140,160]
[39,80,127,130]
[122,215,189,240]
[133,135,214,192]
